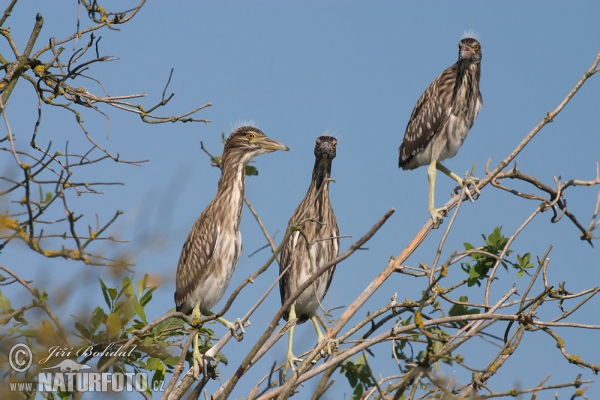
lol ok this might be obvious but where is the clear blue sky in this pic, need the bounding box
[2,1,599,398]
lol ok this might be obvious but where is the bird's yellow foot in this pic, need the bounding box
[284,351,303,375]
[429,207,447,229]
[191,306,202,327]
[465,176,481,200]
[455,176,480,202]
[192,334,214,379]
[319,338,339,359]
[219,317,246,342]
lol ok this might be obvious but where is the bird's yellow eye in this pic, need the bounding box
[316,139,321,146]
[246,132,256,140]
[473,44,480,51]
[332,142,337,149]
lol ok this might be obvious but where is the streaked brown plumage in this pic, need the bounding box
[279,135,339,372]
[399,36,483,227]
[174,125,288,372]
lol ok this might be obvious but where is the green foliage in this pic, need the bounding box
[340,354,376,399]
[461,227,512,286]
[448,296,481,328]
[71,274,185,396]
[392,316,417,370]
[515,252,534,278]
[461,227,536,286]
[38,184,53,205]
[0,292,11,313]
[245,165,259,176]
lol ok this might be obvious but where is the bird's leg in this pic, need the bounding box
[191,301,202,326]
[428,160,446,228]
[310,316,338,358]
[436,162,480,200]
[192,331,202,379]
[191,301,206,379]
[215,316,246,342]
[284,304,302,374]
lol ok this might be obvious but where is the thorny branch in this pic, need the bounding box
[490,162,600,245]
[1,3,211,398]
[0,1,211,268]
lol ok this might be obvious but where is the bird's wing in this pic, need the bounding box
[174,215,219,310]
[399,64,456,167]
[323,222,340,296]
[279,226,300,309]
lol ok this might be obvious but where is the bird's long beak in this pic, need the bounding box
[255,136,290,152]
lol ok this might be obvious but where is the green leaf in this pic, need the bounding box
[0,292,12,313]
[98,278,112,309]
[211,154,222,168]
[145,357,163,371]
[152,369,165,392]
[134,298,147,324]
[140,287,156,307]
[449,296,481,327]
[353,384,364,399]
[114,276,132,305]
[90,307,105,335]
[245,165,258,176]
[348,371,358,388]
[215,351,228,366]
[107,288,118,301]
[137,274,147,298]
[42,192,53,205]
[75,321,90,339]
[163,356,181,368]
[122,276,135,297]
[106,312,121,339]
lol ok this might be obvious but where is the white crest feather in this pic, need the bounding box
[462,30,479,40]
[322,129,341,142]
[232,120,257,131]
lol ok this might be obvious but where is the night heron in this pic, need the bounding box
[279,135,339,373]
[175,125,289,373]
[399,35,483,228]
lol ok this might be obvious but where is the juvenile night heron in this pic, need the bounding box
[279,135,339,373]
[399,35,483,228]
[175,125,289,372]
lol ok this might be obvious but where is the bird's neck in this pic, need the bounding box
[456,60,480,86]
[309,159,332,200]
[453,60,480,103]
[213,151,252,228]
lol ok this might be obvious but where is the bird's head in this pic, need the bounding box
[314,136,337,161]
[458,37,482,64]
[225,126,290,156]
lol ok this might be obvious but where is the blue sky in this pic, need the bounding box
[2,1,600,398]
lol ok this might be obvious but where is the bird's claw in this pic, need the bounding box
[227,318,246,342]
[191,308,202,328]
[455,176,480,202]
[429,207,447,229]
[284,353,303,375]
[319,338,339,359]
[192,348,214,380]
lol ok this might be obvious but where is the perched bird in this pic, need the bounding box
[279,135,339,373]
[399,35,483,227]
[175,125,289,371]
